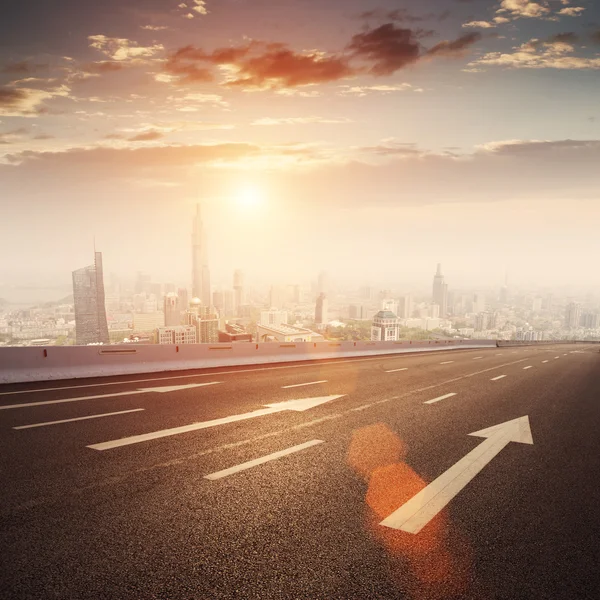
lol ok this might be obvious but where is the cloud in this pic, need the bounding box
[557,7,585,16]
[84,61,125,74]
[127,130,165,142]
[497,1,550,18]
[463,21,496,29]
[88,35,164,61]
[358,8,440,23]
[470,38,600,69]
[338,83,422,96]
[252,116,351,126]
[140,25,169,31]
[1,61,49,74]
[0,85,71,117]
[0,127,28,144]
[166,42,355,88]
[348,24,422,75]
[5,143,261,172]
[427,33,482,57]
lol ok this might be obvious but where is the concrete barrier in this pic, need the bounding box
[0,339,498,384]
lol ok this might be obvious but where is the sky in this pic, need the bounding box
[1,0,599,301]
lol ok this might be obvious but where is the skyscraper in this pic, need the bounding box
[233,269,245,314]
[164,292,181,327]
[192,203,211,307]
[315,293,329,326]
[432,263,448,318]
[565,302,582,329]
[72,251,109,345]
[318,271,329,295]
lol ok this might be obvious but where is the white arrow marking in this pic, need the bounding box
[0,383,221,411]
[88,395,345,451]
[379,416,533,534]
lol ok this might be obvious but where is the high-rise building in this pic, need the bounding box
[192,203,211,307]
[349,304,369,320]
[164,293,181,327]
[198,316,219,343]
[72,251,110,345]
[233,269,245,314]
[371,310,400,341]
[432,264,448,318]
[223,290,235,316]
[315,293,329,325]
[269,285,286,309]
[475,312,489,332]
[260,309,288,327]
[565,302,582,329]
[473,293,486,314]
[178,288,189,312]
[581,313,599,329]
[430,304,440,319]
[382,299,399,314]
[398,294,413,319]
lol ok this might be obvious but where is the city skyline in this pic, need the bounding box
[1,0,600,294]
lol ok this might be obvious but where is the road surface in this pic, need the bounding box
[1,344,599,599]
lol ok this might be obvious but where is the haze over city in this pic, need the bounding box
[1,0,600,300]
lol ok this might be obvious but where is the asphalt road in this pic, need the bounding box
[1,344,599,600]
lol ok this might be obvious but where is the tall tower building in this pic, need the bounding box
[72,251,110,345]
[565,302,582,329]
[233,269,245,315]
[164,293,181,327]
[192,203,211,307]
[315,293,329,326]
[432,263,448,318]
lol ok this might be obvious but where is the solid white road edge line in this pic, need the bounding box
[13,408,145,430]
[281,380,327,389]
[204,440,324,480]
[424,393,457,405]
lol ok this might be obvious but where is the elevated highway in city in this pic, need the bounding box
[0,342,598,599]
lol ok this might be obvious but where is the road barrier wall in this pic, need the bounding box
[0,339,498,384]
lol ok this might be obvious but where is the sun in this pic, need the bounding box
[236,184,263,209]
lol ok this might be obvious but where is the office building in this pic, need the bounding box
[397,294,413,319]
[432,264,448,318]
[475,312,489,332]
[192,203,211,307]
[233,269,245,314]
[178,288,189,312]
[430,304,440,319]
[260,309,288,327]
[315,293,329,326]
[164,293,181,327]
[473,293,486,314]
[72,251,110,345]
[157,325,197,345]
[198,316,219,343]
[581,312,599,329]
[349,304,369,320]
[565,302,582,329]
[371,310,400,341]
[382,299,399,315]
[133,312,165,333]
